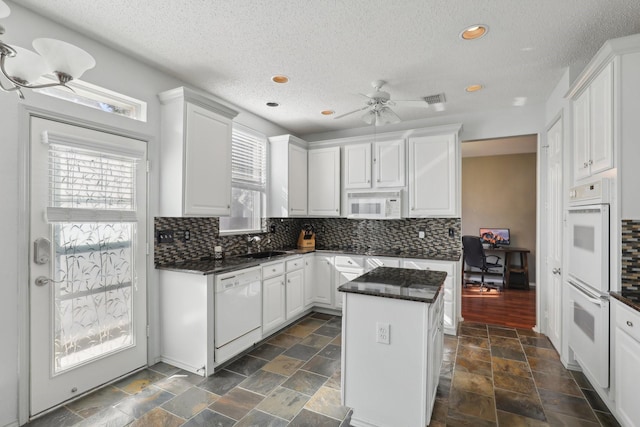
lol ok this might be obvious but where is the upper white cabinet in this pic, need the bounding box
[572,61,614,181]
[344,143,372,189]
[268,135,308,217]
[375,139,405,187]
[308,147,341,216]
[159,87,239,217]
[408,130,460,217]
[343,140,405,189]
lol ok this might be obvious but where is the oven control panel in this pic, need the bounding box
[569,178,610,205]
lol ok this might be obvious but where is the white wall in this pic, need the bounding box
[0,3,288,426]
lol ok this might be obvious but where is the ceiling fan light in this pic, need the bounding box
[362,110,376,125]
[33,38,96,81]
[3,46,50,84]
[378,107,401,125]
[0,0,10,19]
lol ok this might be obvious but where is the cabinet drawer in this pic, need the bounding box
[615,300,640,343]
[402,259,454,276]
[262,261,285,279]
[335,255,365,269]
[286,257,304,271]
[366,257,401,271]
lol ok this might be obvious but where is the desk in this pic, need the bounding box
[462,246,530,289]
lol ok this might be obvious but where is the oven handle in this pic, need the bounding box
[568,280,605,307]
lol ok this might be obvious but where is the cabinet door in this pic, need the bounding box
[288,144,308,216]
[344,143,372,189]
[314,256,334,307]
[335,269,364,309]
[365,257,400,272]
[308,147,341,216]
[304,255,315,308]
[615,326,640,427]
[286,269,305,319]
[263,276,286,333]
[184,102,231,216]
[408,134,457,216]
[375,139,405,187]
[589,61,614,175]
[573,89,591,181]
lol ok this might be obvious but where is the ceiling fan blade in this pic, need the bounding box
[334,105,369,119]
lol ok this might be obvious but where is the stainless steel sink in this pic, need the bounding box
[236,250,289,259]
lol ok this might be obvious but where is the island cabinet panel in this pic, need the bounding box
[342,291,443,427]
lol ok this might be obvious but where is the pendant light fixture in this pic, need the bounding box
[0,0,96,99]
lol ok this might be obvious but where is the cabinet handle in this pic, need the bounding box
[288,279,291,283]
[377,179,381,182]
[272,268,276,272]
[348,260,353,264]
[367,179,370,183]
[583,162,588,168]
[588,159,593,165]
[281,281,285,286]
[227,205,230,209]
[627,320,634,327]
[336,209,339,212]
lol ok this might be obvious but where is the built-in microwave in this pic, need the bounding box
[346,191,401,219]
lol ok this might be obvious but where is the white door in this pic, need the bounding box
[262,276,286,332]
[308,147,341,216]
[344,143,372,189]
[288,144,308,215]
[29,117,148,415]
[546,118,563,351]
[374,139,405,188]
[285,270,305,319]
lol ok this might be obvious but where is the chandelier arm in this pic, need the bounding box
[0,52,74,92]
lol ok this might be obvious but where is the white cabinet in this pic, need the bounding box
[159,87,238,217]
[308,147,341,216]
[572,61,614,182]
[343,140,405,189]
[314,255,334,307]
[365,256,401,271]
[262,275,286,334]
[402,258,458,335]
[614,300,640,427]
[344,143,372,189]
[374,139,405,188]
[285,258,305,320]
[334,255,365,310]
[303,254,315,308]
[268,135,308,217]
[408,132,459,217]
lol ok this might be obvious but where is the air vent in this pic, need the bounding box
[424,93,446,105]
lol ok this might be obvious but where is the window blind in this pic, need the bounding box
[231,124,266,191]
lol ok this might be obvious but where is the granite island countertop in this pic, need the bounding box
[611,284,640,313]
[156,247,460,275]
[338,266,445,304]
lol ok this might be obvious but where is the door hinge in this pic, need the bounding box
[146,242,150,255]
[146,160,151,173]
[146,325,150,337]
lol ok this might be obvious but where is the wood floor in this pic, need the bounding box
[461,284,536,329]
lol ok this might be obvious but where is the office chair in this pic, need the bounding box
[462,235,503,292]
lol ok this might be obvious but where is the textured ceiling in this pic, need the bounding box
[16,0,640,135]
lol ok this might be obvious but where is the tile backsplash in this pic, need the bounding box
[622,219,640,286]
[154,217,461,265]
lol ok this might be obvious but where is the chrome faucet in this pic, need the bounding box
[247,235,261,254]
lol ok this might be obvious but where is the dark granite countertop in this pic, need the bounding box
[338,267,445,303]
[611,284,640,312]
[156,247,460,275]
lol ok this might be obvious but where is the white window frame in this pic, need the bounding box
[219,124,267,235]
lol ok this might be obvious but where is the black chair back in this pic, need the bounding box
[462,235,487,270]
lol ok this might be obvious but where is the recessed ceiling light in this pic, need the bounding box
[321,110,334,116]
[460,25,488,40]
[266,102,279,107]
[465,84,483,92]
[271,75,289,84]
[513,97,527,106]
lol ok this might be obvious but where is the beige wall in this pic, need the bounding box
[462,153,537,282]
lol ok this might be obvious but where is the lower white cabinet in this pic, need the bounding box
[262,275,286,334]
[285,259,305,319]
[365,256,400,271]
[402,258,458,335]
[614,299,640,427]
[334,255,365,310]
[314,255,334,307]
[303,254,315,308]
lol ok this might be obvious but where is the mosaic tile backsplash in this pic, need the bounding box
[622,219,640,287]
[154,217,461,265]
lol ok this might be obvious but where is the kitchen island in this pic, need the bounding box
[339,267,445,427]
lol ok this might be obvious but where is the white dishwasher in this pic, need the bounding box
[214,266,262,364]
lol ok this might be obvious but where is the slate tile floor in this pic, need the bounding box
[27,314,620,427]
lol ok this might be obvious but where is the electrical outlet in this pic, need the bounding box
[418,230,425,239]
[376,322,390,345]
[157,230,174,243]
[448,228,455,237]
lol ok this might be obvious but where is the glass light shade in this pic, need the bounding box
[0,0,10,19]
[378,107,401,125]
[362,110,376,125]
[33,38,96,80]
[4,46,50,84]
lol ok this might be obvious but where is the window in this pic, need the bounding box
[35,76,147,122]
[219,124,267,234]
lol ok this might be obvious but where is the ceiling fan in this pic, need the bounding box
[334,80,438,126]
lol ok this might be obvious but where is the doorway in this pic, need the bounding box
[29,117,148,416]
[460,135,537,329]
